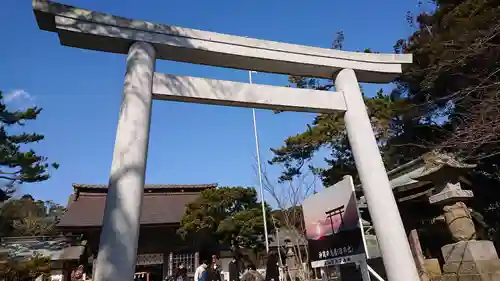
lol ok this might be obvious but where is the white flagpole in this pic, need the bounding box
[249,70,270,253]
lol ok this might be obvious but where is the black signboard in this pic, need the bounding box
[302,176,365,266]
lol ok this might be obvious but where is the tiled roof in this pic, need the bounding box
[0,236,85,261]
[73,183,217,191]
[58,183,216,227]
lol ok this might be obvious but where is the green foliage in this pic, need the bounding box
[270,31,415,185]
[0,91,58,197]
[394,0,500,164]
[270,84,411,186]
[270,0,500,185]
[0,195,66,237]
[0,195,66,279]
[271,206,303,231]
[0,254,50,281]
[178,187,275,251]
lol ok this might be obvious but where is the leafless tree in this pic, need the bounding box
[254,160,319,281]
[400,21,500,163]
[440,75,500,161]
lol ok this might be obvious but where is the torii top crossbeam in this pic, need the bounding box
[33,0,411,84]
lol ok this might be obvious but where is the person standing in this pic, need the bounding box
[200,269,209,281]
[195,261,208,281]
[209,255,222,281]
[320,268,328,281]
[228,256,240,281]
[175,263,188,281]
[265,251,279,281]
[70,265,84,281]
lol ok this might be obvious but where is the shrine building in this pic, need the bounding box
[57,183,219,281]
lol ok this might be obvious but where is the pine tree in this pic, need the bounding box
[270,0,500,185]
[0,91,58,198]
[178,187,275,259]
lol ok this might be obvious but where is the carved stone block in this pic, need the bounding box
[429,183,474,205]
[441,241,500,281]
[443,202,477,242]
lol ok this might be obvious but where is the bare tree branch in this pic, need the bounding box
[253,156,319,281]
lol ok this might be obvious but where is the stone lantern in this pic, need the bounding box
[419,152,500,280]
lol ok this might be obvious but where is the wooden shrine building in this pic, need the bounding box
[57,183,218,281]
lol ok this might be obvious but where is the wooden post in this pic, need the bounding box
[408,229,429,281]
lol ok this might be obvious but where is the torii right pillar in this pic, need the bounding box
[336,69,420,281]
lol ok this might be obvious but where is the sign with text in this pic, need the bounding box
[136,253,164,265]
[302,176,365,268]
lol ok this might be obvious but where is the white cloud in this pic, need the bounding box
[3,90,37,110]
[4,89,33,104]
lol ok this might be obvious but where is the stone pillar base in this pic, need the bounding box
[439,240,500,280]
[431,272,500,281]
[425,258,442,278]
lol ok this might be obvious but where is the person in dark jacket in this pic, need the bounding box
[265,251,279,281]
[175,263,188,281]
[208,255,222,281]
[228,256,240,281]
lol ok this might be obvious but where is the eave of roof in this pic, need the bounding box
[0,236,86,261]
[60,184,212,227]
[73,183,217,190]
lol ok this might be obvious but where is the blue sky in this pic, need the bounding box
[1,0,417,206]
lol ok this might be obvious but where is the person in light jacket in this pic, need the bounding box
[194,261,208,281]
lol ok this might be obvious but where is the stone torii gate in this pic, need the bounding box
[32,1,419,280]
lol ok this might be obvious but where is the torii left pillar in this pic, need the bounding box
[93,41,156,281]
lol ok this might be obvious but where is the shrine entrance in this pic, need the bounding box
[33,1,418,280]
